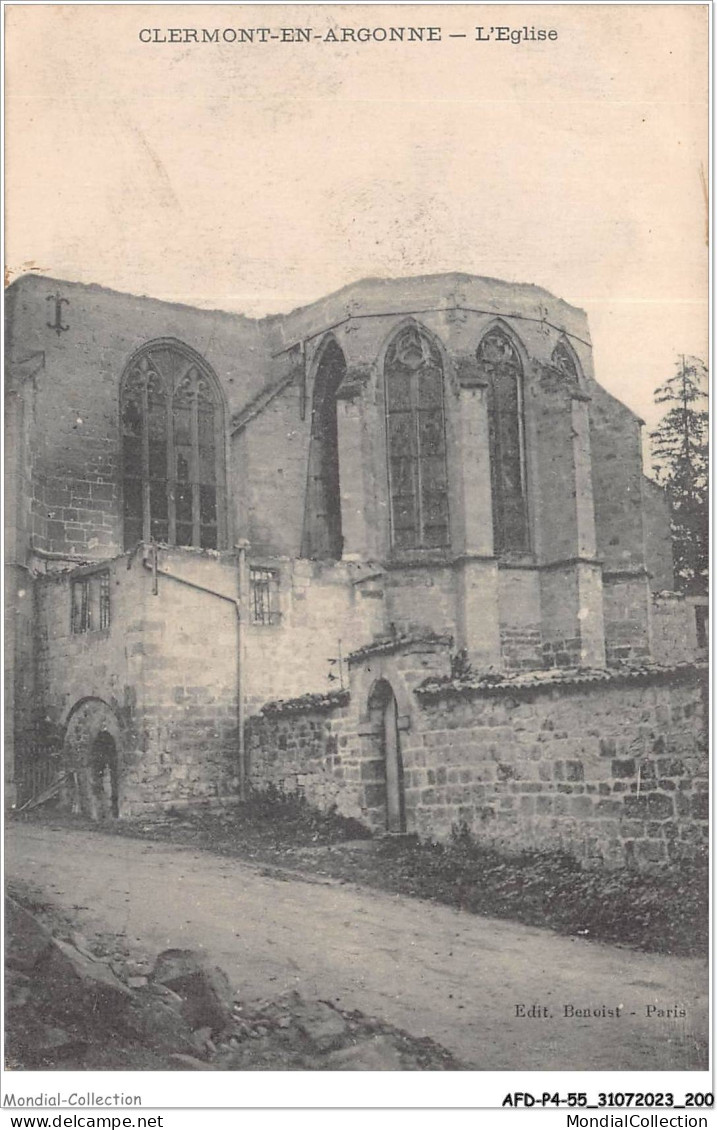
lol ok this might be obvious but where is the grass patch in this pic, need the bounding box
[354,829,709,957]
[184,783,374,845]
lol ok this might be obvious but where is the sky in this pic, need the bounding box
[5,3,708,459]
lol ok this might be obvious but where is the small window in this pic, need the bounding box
[71,571,111,634]
[250,567,279,625]
[99,572,111,630]
[71,578,91,634]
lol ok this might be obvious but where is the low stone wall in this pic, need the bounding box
[246,664,708,870]
[412,666,707,868]
[246,692,357,821]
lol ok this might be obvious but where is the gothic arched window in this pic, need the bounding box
[551,338,581,389]
[385,325,449,551]
[477,327,529,554]
[121,343,224,551]
[302,339,345,560]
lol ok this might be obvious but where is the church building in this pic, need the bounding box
[5,272,706,868]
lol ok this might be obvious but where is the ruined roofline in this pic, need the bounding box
[7,270,598,417]
[6,269,590,335]
[271,271,590,324]
[30,540,235,580]
[267,273,593,360]
[5,273,262,329]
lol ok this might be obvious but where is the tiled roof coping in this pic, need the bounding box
[348,632,453,665]
[415,662,707,701]
[260,689,350,717]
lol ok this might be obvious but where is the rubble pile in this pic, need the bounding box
[5,896,463,1072]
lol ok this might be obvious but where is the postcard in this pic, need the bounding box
[3,1,710,1118]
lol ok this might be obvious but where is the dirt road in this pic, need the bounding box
[6,822,708,1071]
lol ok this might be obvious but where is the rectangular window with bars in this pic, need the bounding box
[99,571,111,630]
[250,567,279,625]
[71,570,111,634]
[71,578,91,633]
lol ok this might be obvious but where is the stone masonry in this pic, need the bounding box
[5,271,705,855]
[248,658,707,870]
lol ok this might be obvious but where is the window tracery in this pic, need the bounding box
[121,344,223,550]
[385,325,449,550]
[477,327,529,554]
[551,338,581,387]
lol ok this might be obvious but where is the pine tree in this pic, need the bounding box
[650,355,709,593]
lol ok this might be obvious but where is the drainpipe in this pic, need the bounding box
[30,546,96,571]
[235,541,250,801]
[141,543,250,800]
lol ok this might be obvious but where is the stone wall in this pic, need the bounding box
[532,374,578,563]
[382,565,457,638]
[589,383,647,573]
[242,557,386,711]
[498,566,543,669]
[246,698,349,817]
[132,548,240,811]
[33,542,388,812]
[539,567,582,666]
[34,546,240,814]
[7,270,701,822]
[602,573,652,665]
[247,637,452,834]
[5,274,271,562]
[411,667,707,868]
[5,564,36,803]
[650,592,699,664]
[232,361,308,558]
[234,274,600,575]
[246,660,707,871]
[35,555,145,752]
[5,362,42,803]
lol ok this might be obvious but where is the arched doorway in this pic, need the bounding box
[90,731,119,819]
[367,679,405,833]
[62,699,123,821]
